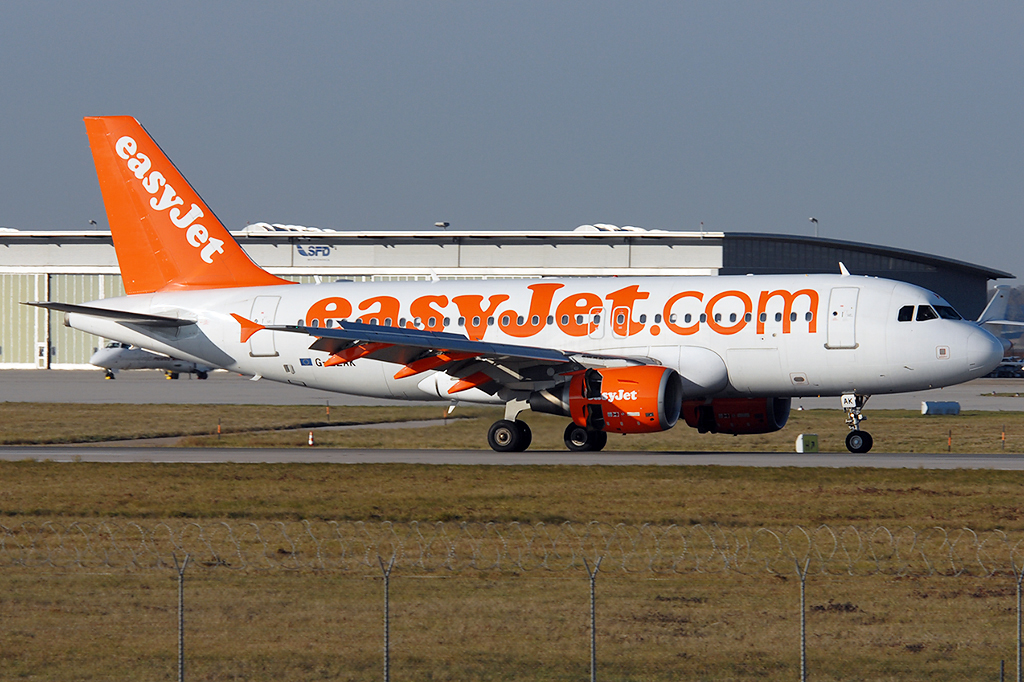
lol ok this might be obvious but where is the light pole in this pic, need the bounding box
[809,217,818,238]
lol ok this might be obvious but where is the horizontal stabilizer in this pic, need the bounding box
[24,302,192,328]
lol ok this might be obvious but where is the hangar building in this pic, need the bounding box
[0,224,1011,369]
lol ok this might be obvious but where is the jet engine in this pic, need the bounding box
[681,397,791,435]
[530,366,683,434]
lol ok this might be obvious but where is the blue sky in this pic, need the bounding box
[1,2,1021,279]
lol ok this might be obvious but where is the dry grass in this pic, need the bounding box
[5,402,1024,453]
[1,570,1018,681]
[0,402,475,444]
[5,404,1024,679]
[3,460,1024,529]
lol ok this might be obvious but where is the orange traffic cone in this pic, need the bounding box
[308,431,314,446]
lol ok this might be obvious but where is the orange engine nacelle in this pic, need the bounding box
[531,366,683,434]
[681,397,791,435]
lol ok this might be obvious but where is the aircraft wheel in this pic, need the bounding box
[564,424,607,452]
[845,430,873,454]
[488,419,523,452]
[197,372,209,380]
[514,421,532,451]
[104,371,115,380]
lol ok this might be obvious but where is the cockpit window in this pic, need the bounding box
[935,305,963,320]
[897,305,914,322]
[916,305,939,321]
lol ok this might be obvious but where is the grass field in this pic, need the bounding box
[4,401,1024,453]
[4,403,1024,680]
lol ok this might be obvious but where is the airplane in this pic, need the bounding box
[29,116,1006,454]
[89,341,213,380]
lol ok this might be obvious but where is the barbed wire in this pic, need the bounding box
[3,521,1024,578]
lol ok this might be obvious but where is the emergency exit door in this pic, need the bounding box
[248,296,280,357]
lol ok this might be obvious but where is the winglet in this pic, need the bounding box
[978,285,1013,324]
[839,262,851,276]
[231,313,265,343]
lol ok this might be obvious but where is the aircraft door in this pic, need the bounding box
[249,296,280,357]
[826,288,859,349]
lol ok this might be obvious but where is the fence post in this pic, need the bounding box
[1011,552,1024,682]
[583,556,603,682]
[378,555,396,682]
[794,556,810,682]
[172,553,190,682]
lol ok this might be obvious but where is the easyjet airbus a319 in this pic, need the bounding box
[32,117,1005,453]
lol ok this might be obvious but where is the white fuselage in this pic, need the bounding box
[66,274,1004,404]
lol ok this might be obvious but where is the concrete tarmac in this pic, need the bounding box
[3,445,1024,469]
[2,369,1024,410]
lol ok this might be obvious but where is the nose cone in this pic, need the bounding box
[89,349,113,367]
[967,328,1004,375]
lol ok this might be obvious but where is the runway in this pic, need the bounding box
[4,445,1024,469]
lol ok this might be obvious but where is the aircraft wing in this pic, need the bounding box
[236,315,649,394]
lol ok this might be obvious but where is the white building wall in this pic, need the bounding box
[0,229,725,369]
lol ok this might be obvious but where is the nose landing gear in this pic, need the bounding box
[842,393,873,453]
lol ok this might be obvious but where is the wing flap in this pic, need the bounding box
[241,317,653,392]
[270,320,571,363]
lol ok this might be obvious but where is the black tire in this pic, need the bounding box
[197,371,209,380]
[169,372,179,380]
[514,421,532,451]
[845,430,873,454]
[488,420,522,452]
[564,423,607,452]
[564,423,592,451]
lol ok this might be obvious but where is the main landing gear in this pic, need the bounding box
[489,397,610,453]
[487,419,532,452]
[842,393,873,453]
[563,423,607,452]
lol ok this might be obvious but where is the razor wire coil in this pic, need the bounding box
[3,521,1024,578]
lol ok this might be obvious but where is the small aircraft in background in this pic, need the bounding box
[89,341,212,380]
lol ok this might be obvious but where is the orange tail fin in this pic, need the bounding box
[84,116,292,294]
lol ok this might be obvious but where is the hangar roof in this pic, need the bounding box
[0,225,1011,280]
